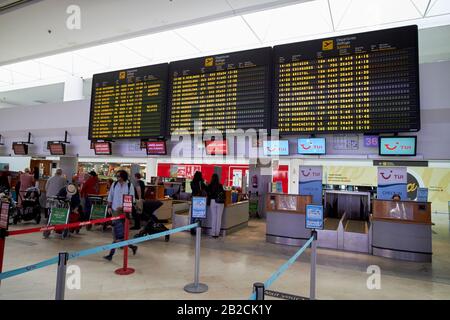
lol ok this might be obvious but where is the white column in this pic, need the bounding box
[59,157,78,182]
[146,158,158,183]
[63,76,84,102]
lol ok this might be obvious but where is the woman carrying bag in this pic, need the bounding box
[207,173,225,238]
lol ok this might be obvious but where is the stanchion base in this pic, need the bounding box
[115,267,135,275]
[184,283,208,293]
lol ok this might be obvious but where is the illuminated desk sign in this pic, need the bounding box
[146,141,167,155]
[12,142,28,155]
[379,136,417,156]
[205,140,228,155]
[48,142,66,156]
[263,140,289,156]
[94,142,112,155]
[298,138,326,155]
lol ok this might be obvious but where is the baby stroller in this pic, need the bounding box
[134,200,170,242]
[13,187,41,224]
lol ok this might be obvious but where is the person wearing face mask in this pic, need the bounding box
[103,170,138,261]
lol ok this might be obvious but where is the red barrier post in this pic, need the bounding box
[115,217,135,275]
[0,229,6,286]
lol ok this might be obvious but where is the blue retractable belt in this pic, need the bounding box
[0,223,199,281]
[248,236,314,300]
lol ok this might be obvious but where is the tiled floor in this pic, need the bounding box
[0,214,449,300]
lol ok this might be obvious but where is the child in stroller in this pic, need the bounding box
[13,186,41,224]
[134,200,170,242]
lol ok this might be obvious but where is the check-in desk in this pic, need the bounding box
[371,200,432,262]
[321,190,371,253]
[202,200,249,236]
[171,200,191,229]
[266,194,313,246]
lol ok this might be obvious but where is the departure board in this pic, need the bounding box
[89,64,168,139]
[273,25,420,134]
[168,48,271,134]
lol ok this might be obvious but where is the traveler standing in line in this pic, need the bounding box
[32,166,40,188]
[45,169,68,218]
[131,173,146,230]
[18,168,35,207]
[104,170,138,261]
[80,171,99,219]
[0,164,12,191]
[190,171,207,235]
[207,174,225,238]
[46,169,68,197]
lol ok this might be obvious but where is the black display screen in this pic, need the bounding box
[168,47,272,134]
[273,25,420,134]
[89,63,168,139]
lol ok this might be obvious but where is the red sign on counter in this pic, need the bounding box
[0,202,9,230]
[122,195,134,214]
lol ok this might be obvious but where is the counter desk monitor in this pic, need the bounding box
[146,141,167,155]
[272,25,420,134]
[205,140,228,155]
[12,142,28,155]
[379,136,417,156]
[263,140,289,156]
[168,47,272,134]
[88,63,168,140]
[298,138,326,155]
[48,142,66,156]
[93,142,112,155]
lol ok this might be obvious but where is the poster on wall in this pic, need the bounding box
[299,166,323,205]
[377,167,407,200]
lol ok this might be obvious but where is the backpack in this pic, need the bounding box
[113,181,132,195]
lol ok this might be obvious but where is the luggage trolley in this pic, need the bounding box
[86,195,110,231]
[44,196,72,239]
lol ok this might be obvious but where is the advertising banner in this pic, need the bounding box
[417,188,429,202]
[305,205,324,230]
[49,207,70,226]
[299,166,323,205]
[90,204,107,220]
[377,167,407,200]
[0,202,9,230]
[192,197,207,219]
[123,195,134,214]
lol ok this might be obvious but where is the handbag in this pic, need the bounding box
[216,186,225,204]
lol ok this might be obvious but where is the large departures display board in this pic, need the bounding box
[168,48,271,133]
[273,26,420,134]
[89,64,168,139]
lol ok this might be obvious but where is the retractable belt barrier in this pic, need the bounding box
[0,222,198,281]
[249,235,315,300]
[7,215,125,236]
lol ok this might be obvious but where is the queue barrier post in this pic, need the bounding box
[0,229,6,286]
[184,223,208,293]
[310,230,318,300]
[253,282,265,300]
[55,252,68,300]
[115,217,135,275]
